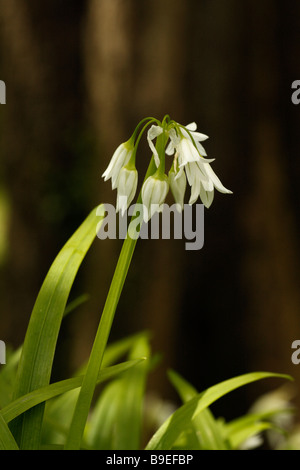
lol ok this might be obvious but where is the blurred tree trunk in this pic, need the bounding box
[0,0,89,363]
[241,0,300,406]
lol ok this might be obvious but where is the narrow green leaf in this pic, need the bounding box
[63,293,90,318]
[85,379,123,450]
[1,360,144,425]
[0,413,19,450]
[168,369,228,450]
[224,407,294,449]
[101,331,151,368]
[146,372,292,450]
[113,337,150,449]
[0,347,21,408]
[10,206,104,449]
[228,421,272,449]
[86,336,150,450]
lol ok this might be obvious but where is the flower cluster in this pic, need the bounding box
[102,116,232,222]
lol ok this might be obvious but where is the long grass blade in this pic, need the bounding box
[10,205,103,449]
[86,336,150,449]
[168,369,228,450]
[0,413,19,450]
[2,360,143,425]
[146,372,292,450]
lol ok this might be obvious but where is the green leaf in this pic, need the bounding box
[224,407,294,449]
[10,205,104,449]
[168,369,228,450]
[228,421,272,449]
[0,413,19,450]
[86,336,150,450]
[1,360,144,426]
[63,293,90,318]
[0,347,22,408]
[101,331,151,368]
[146,372,292,450]
[85,378,123,450]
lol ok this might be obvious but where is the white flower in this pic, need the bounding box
[167,121,232,208]
[116,166,138,215]
[168,167,186,212]
[102,141,133,190]
[174,133,203,168]
[166,122,209,158]
[186,160,232,208]
[141,173,169,222]
[239,434,264,450]
[147,125,164,167]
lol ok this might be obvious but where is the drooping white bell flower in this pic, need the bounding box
[166,121,232,208]
[141,173,169,222]
[102,117,232,219]
[102,140,134,190]
[116,165,138,215]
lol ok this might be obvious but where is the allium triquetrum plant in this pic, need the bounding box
[0,115,294,450]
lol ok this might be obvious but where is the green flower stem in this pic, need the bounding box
[156,129,169,178]
[65,157,157,450]
[131,116,160,146]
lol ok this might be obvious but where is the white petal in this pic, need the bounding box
[169,170,186,211]
[192,131,209,142]
[102,142,133,191]
[116,168,138,214]
[199,184,214,208]
[188,179,201,205]
[102,144,126,180]
[147,125,163,167]
[166,128,180,156]
[205,164,233,194]
[185,122,197,132]
[194,140,207,156]
[174,165,184,181]
[165,140,175,156]
[178,138,201,166]
[141,175,169,222]
[182,124,208,143]
[112,150,132,189]
[185,161,197,187]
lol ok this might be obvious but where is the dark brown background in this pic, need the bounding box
[1,0,300,421]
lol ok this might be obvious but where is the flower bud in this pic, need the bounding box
[102,140,134,190]
[141,173,169,222]
[116,166,138,215]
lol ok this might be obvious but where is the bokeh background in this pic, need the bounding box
[1,0,300,423]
